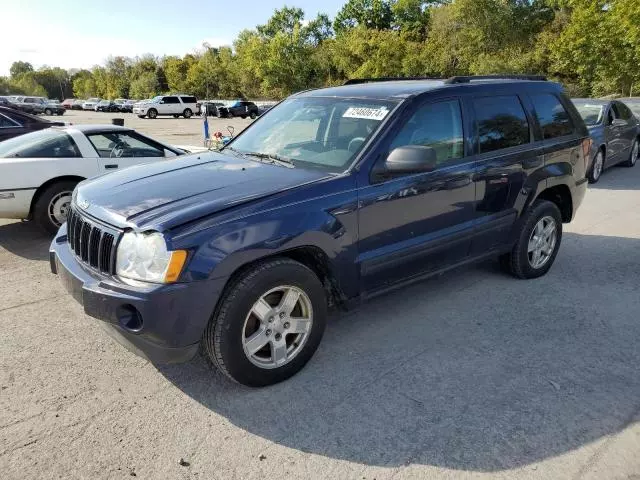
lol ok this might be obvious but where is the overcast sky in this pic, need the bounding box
[0,0,345,75]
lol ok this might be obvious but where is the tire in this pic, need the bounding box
[623,139,639,167]
[183,108,193,118]
[202,258,327,387]
[137,115,145,118]
[44,108,52,116]
[147,108,157,119]
[227,112,234,119]
[173,114,180,118]
[250,112,257,119]
[241,115,247,119]
[33,180,78,235]
[588,149,604,184]
[499,199,563,279]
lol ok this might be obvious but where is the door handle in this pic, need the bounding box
[104,164,118,169]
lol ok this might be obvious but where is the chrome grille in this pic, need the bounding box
[66,208,118,274]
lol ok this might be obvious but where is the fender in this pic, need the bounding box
[171,179,361,300]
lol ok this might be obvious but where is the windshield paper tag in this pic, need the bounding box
[343,107,389,121]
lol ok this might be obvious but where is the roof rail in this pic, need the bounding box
[343,77,444,85]
[444,75,547,84]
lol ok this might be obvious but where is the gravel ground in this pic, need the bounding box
[1,114,640,479]
[47,109,254,147]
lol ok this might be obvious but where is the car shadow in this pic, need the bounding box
[589,161,640,190]
[159,232,640,472]
[0,220,51,261]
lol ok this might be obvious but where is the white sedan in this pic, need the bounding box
[0,125,184,233]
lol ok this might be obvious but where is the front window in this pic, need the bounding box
[0,129,81,158]
[574,102,604,126]
[226,97,397,172]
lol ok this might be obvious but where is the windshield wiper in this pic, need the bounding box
[239,151,295,168]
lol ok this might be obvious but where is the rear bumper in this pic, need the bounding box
[50,225,227,364]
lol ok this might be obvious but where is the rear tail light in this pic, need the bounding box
[581,138,592,170]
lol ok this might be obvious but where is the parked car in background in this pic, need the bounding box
[118,99,137,113]
[0,125,185,233]
[71,99,85,110]
[217,100,259,119]
[0,105,65,141]
[50,75,591,386]
[201,101,226,117]
[133,94,198,119]
[619,98,640,119]
[83,98,101,110]
[43,100,66,116]
[13,96,47,115]
[0,96,36,114]
[62,98,76,109]
[573,98,640,183]
[95,100,120,112]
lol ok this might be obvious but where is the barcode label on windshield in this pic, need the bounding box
[343,107,389,121]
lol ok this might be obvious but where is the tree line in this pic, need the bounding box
[2,0,639,101]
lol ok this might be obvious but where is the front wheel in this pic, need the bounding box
[500,199,563,279]
[623,139,639,167]
[183,108,193,118]
[147,108,157,119]
[33,180,78,235]
[202,258,327,387]
[250,112,257,119]
[44,108,52,116]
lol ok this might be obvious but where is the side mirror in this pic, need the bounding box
[611,118,626,127]
[385,145,438,174]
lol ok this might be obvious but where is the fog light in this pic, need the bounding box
[117,304,143,332]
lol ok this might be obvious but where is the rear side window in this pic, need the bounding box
[531,94,574,139]
[473,95,530,153]
[180,96,196,104]
[163,96,180,104]
[0,130,81,158]
[613,102,632,121]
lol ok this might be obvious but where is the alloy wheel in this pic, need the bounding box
[528,216,557,269]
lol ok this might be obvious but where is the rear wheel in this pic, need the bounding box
[623,139,639,167]
[33,180,78,235]
[147,108,157,119]
[183,108,193,118]
[202,258,327,387]
[500,199,563,279]
[250,112,257,119]
[588,149,604,184]
[173,114,180,118]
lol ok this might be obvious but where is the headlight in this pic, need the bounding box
[116,231,187,283]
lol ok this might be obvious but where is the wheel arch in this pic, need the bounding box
[28,175,85,218]
[535,184,573,223]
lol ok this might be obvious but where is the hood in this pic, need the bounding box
[75,152,330,231]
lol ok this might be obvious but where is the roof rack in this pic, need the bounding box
[444,75,547,84]
[343,74,547,86]
[343,77,444,85]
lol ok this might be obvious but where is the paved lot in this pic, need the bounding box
[47,109,254,147]
[2,116,640,479]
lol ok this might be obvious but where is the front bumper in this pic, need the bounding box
[50,225,226,364]
[133,108,147,115]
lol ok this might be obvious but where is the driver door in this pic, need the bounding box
[86,131,168,173]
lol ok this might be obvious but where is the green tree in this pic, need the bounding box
[10,61,34,78]
[129,72,159,99]
[334,0,394,34]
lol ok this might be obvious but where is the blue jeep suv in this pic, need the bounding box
[51,75,590,386]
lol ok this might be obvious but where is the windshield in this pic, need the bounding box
[151,96,163,103]
[0,129,79,158]
[574,102,604,126]
[88,98,100,102]
[226,97,397,172]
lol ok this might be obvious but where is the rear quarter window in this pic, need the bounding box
[531,93,575,139]
[180,96,197,104]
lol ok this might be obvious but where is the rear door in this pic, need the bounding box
[612,102,638,160]
[467,93,542,254]
[86,131,168,173]
[162,96,181,115]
